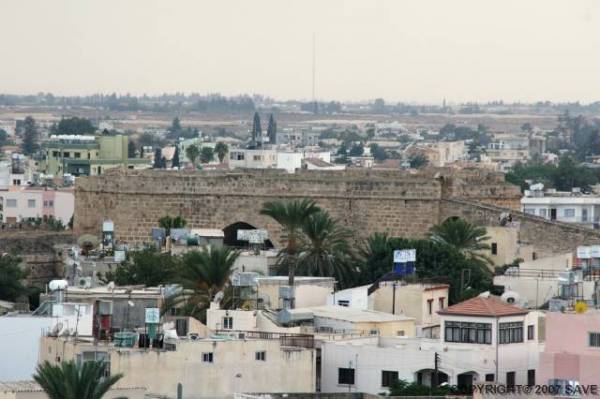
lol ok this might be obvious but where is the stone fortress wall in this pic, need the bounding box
[74,167,600,254]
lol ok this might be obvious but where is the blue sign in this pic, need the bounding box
[393,249,416,276]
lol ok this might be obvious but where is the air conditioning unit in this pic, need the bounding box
[77,277,92,289]
[238,332,246,339]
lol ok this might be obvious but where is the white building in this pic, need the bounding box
[228,148,335,173]
[320,296,542,395]
[521,188,600,228]
[0,302,93,380]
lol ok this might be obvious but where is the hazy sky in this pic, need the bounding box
[2,0,600,103]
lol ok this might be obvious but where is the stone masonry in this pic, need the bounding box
[74,168,522,246]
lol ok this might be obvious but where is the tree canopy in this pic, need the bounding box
[0,254,28,302]
[34,360,122,399]
[51,117,96,135]
[20,116,39,155]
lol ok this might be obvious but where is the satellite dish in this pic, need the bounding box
[501,291,521,305]
[107,281,115,291]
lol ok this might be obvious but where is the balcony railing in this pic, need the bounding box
[214,329,314,349]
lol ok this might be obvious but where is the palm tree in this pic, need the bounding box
[34,360,123,399]
[175,245,240,318]
[296,210,357,289]
[260,199,321,308]
[428,217,491,263]
[158,215,187,236]
[357,232,394,285]
[214,142,229,163]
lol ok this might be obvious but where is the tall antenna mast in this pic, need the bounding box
[312,33,316,103]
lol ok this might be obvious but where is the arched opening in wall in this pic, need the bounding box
[222,222,275,249]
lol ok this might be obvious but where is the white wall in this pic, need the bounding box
[0,316,54,380]
[53,191,74,225]
[276,153,302,173]
[327,286,369,309]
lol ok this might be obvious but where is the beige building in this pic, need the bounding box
[39,334,316,399]
[480,226,536,267]
[0,382,145,399]
[328,282,449,335]
[406,141,466,167]
[256,276,334,310]
[279,305,416,338]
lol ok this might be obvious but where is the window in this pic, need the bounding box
[6,199,17,208]
[223,316,233,330]
[438,297,445,309]
[589,332,600,347]
[539,208,547,218]
[397,330,405,337]
[63,152,70,158]
[52,151,60,157]
[337,300,350,307]
[28,199,36,208]
[527,369,536,386]
[445,321,492,344]
[255,351,266,361]
[491,243,498,255]
[338,368,355,385]
[370,329,379,336]
[499,322,524,344]
[12,179,21,185]
[527,325,535,340]
[202,352,214,363]
[563,208,575,218]
[253,155,262,161]
[381,370,399,388]
[506,371,515,387]
[48,200,53,208]
[427,299,433,315]
[485,374,495,382]
[524,208,536,215]
[74,152,81,159]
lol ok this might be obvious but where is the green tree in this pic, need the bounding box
[200,147,214,163]
[53,117,96,135]
[521,122,533,133]
[0,129,9,148]
[172,147,180,168]
[267,114,277,144]
[408,153,428,168]
[251,112,262,147]
[104,248,179,286]
[389,379,458,396]
[294,211,357,289]
[127,140,136,158]
[170,117,182,134]
[260,199,321,307]
[185,144,200,165]
[214,142,228,163]
[349,143,364,156]
[21,116,39,155]
[153,148,163,168]
[428,217,491,263]
[158,215,187,236]
[0,254,28,302]
[33,360,123,399]
[181,245,239,300]
[357,233,492,303]
[369,143,388,161]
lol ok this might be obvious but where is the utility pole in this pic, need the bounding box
[433,352,440,388]
[392,282,397,314]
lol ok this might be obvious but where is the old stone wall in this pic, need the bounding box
[441,199,600,258]
[74,168,520,245]
[0,231,75,287]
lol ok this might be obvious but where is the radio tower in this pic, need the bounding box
[312,33,317,114]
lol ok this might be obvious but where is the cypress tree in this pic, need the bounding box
[267,114,277,144]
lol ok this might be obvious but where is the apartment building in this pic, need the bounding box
[521,188,600,229]
[0,186,73,224]
[39,333,316,399]
[41,134,149,177]
[320,295,543,394]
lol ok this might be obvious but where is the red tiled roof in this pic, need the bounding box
[438,296,528,317]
